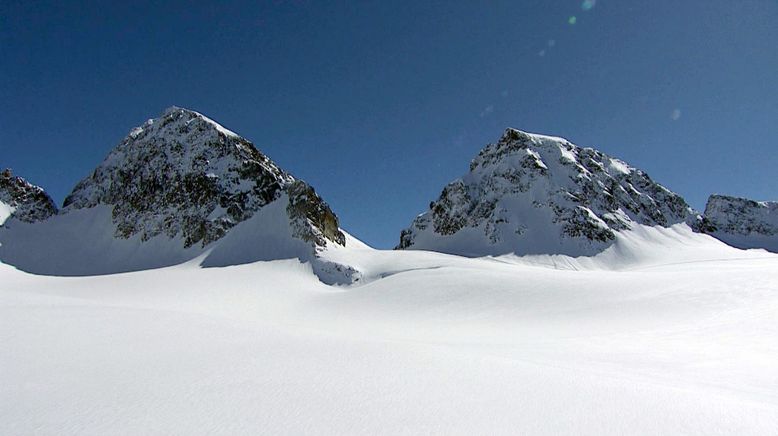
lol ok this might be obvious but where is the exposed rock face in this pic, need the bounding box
[700,195,778,252]
[286,180,345,247]
[398,128,697,256]
[62,106,344,249]
[0,169,58,224]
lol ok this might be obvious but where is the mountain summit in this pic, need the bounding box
[0,107,354,279]
[700,194,778,252]
[398,128,698,256]
[0,169,58,225]
[63,106,344,248]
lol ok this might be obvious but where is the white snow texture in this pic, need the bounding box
[2,110,778,435]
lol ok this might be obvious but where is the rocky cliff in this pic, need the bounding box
[700,194,778,252]
[0,169,58,225]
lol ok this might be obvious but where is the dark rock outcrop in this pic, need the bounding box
[700,194,778,252]
[0,169,58,224]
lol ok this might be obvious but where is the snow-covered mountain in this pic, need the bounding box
[0,107,355,280]
[0,169,57,225]
[3,117,778,435]
[700,194,778,252]
[398,128,699,256]
[63,106,344,248]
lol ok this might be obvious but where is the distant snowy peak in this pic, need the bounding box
[701,195,778,252]
[398,128,697,256]
[62,106,345,249]
[0,169,58,225]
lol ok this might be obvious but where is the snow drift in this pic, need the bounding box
[2,232,778,435]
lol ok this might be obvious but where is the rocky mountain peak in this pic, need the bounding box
[398,128,697,256]
[0,169,58,225]
[61,106,344,249]
[699,194,778,252]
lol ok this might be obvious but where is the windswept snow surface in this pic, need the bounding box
[0,201,14,226]
[2,227,778,434]
[0,199,351,283]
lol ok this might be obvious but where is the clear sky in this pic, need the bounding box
[2,0,777,248]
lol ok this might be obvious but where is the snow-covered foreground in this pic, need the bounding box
[2,233,778,434]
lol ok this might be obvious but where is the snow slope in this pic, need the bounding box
[2,228,778,435]
[0,201,14,226]
[0,200,359,284]
[2,117,777,434]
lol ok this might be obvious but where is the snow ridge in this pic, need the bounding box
[398,128,698,256]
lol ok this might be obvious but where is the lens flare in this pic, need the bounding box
[582,0,596,11]
[568,16,577,25]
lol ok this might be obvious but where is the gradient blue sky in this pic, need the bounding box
[2,0,777,247]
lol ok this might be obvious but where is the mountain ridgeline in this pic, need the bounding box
[699,195,778,252]
[0,107,354,279]
[1,110,776,278]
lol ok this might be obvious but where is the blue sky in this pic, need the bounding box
[2,0,777,248]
